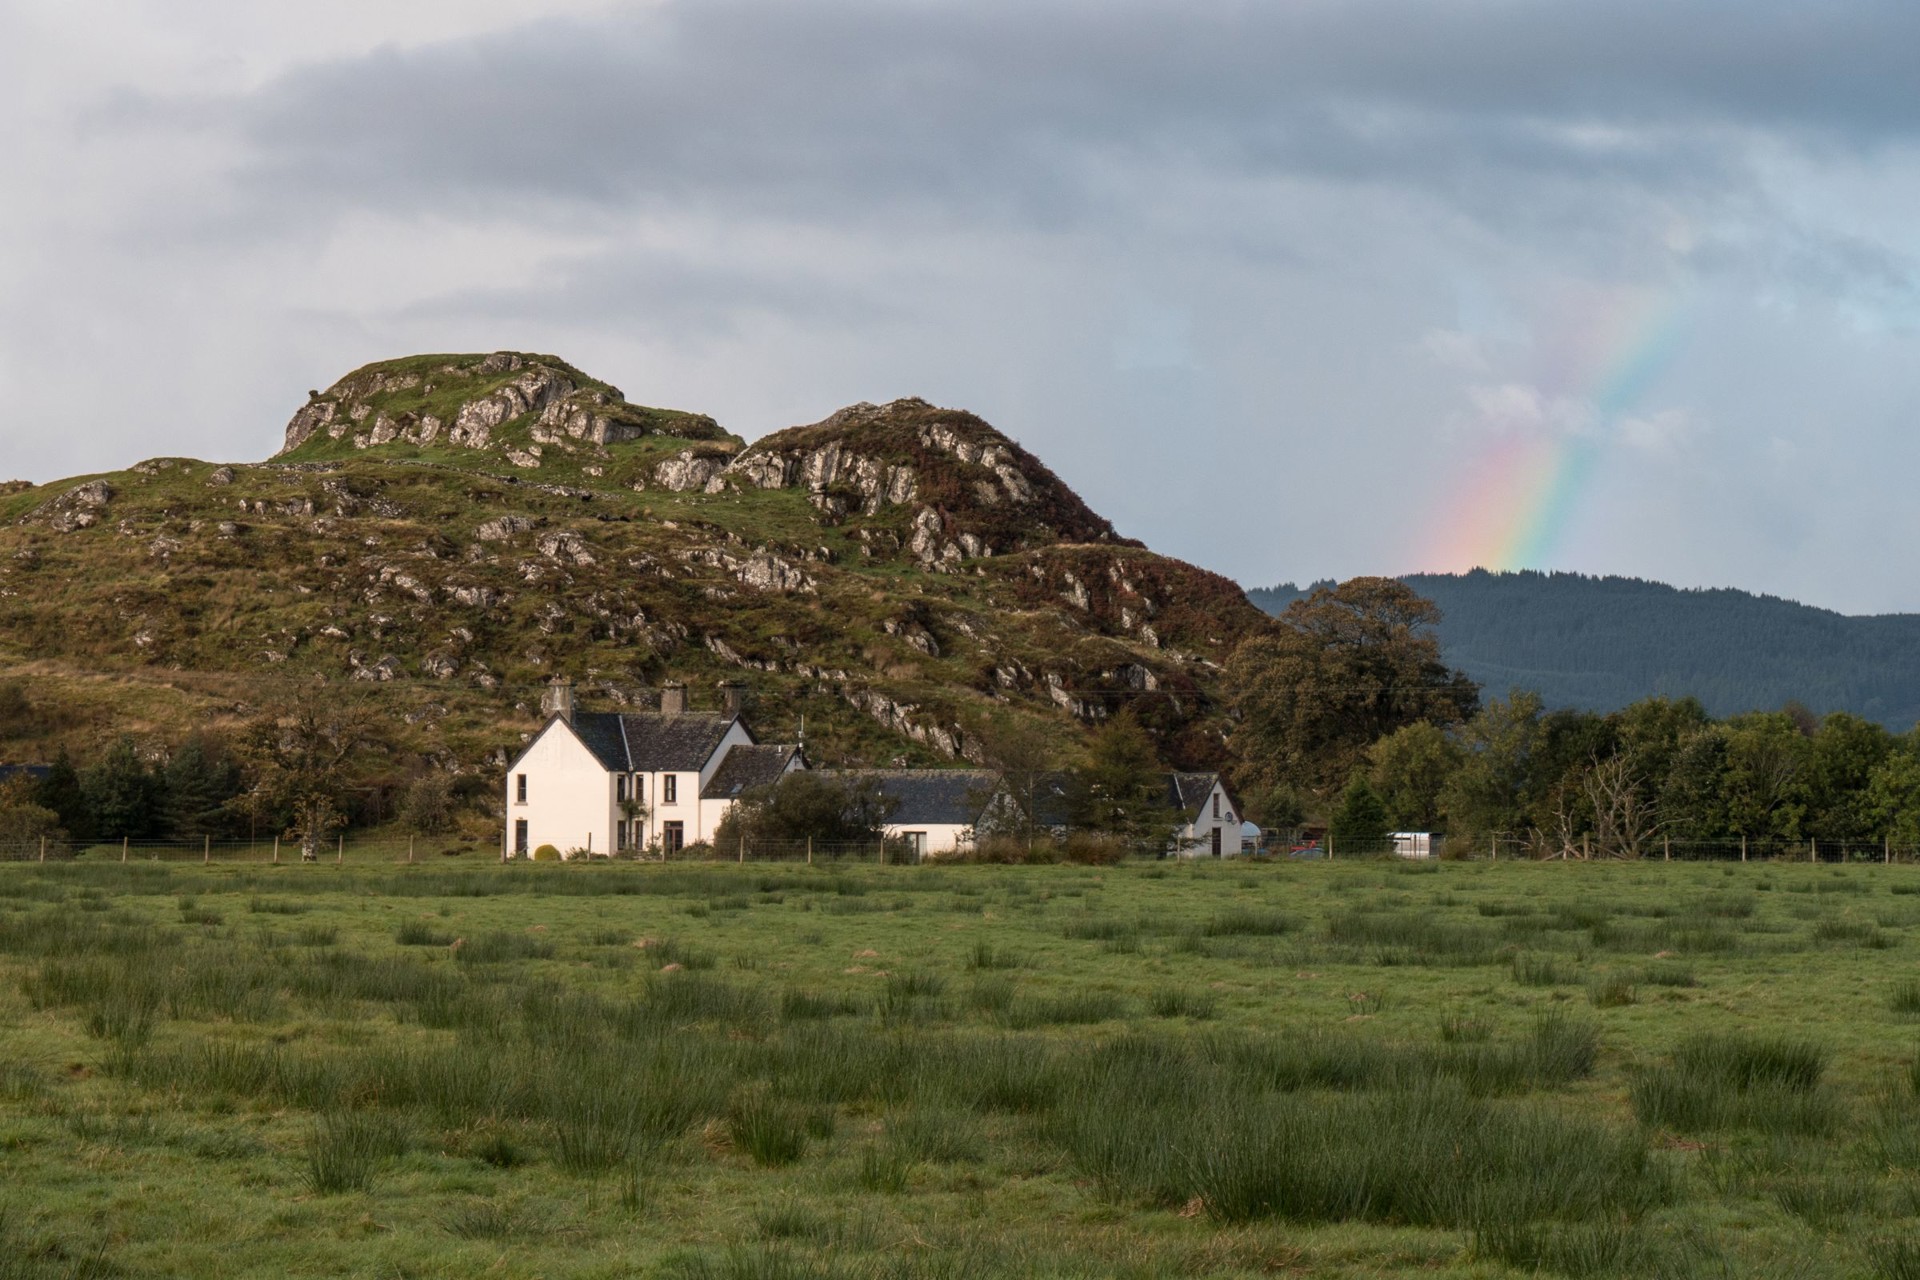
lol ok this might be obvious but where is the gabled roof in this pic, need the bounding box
[822,769,1002,827]
[567,712,747,773]
[702,744,804,800]
[1167,772,1222,818]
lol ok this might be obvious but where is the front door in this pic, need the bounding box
[1210,827,1222,857]
[663,821,685,855]
[514,820,529,856]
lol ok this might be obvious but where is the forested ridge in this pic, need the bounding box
[1248,570,1920,730]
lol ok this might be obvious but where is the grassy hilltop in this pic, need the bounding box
[0,353,1269,779]
[4,857,1920,1277]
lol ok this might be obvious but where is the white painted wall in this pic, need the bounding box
[1171,780,1243,859]
[884,821,975,858]
[505,721,615,859]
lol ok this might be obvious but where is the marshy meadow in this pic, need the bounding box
[2,856,1919,1277]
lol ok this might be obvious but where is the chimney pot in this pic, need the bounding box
[542,676,576,723]
[660,682,687,716]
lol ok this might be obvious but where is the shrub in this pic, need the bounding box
[1059,831,1129,865]
[532,845,561,862]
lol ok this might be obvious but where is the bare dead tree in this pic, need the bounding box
[1584,753,1663,860]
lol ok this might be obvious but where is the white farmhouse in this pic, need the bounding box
[503,680,802,858]
[1164,772,1244,858]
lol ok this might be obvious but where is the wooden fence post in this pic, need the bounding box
[272,836,279,864]
[1740,835,1747,863]
[806,836,813,865]
[39,837,45,863]
[738,832,745,864]
[408,835,414,864]
[204,835,210,864]
[1329,833,1335,861]
[121,837,127,863]
[1809,838,1816,864]
[1491,835,1497,863]
[1664,834,1670,862]
[337,835,344,864]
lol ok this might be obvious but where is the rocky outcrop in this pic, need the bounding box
[278,352,731,461]
[650,448,736,493]
[447,366,575,449]
[475,515,534,542]
[26,481,112,532]
[724,398,1132,567]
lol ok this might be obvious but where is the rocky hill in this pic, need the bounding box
[0,353,1272,786]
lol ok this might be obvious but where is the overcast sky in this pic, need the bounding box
[6,1,1920,614]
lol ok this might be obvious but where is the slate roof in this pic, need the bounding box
[702,745,803,800]
[1167,772,1222,818]
[566,712,746,773]
[821,770,1002,826]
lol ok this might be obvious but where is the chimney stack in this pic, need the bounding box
[542,675,576,724]
[720,682,748,719]
[659,682,687,716]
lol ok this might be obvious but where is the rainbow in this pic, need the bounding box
[1434,285,1691,573]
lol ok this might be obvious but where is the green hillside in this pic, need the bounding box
[1249,569,1920,729]
[0,353,1270,790]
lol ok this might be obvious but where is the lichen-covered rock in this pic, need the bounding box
[653,449,731,493]
[536,531,595,566]
[28,480,112,532]
[475,515,533,542]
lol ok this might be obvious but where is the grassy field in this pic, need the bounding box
[3,857,1920,1278]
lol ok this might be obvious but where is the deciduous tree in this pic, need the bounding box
[1228,577,1477,799]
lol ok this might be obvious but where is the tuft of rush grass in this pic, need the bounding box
[442,1199,546,1241]
[1632,1032,1836,1135]
[1512,952,1573,987]
[729,1095,810,1168]
[305,1111,409,1194]
[1060,1076,1668,1228]
[965,941,1020,971]
[1874,1238,1920,1280]
[1200,909,1296,938]
[395,921,456,946]
[884,1105,984,1164]
[856,1145,911,1194]
[1003,991,1128,1029]
[1588,973,1638,1007]
[1148,988,1218,1020]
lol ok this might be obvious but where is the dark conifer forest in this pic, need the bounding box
[1248,570,1920,730]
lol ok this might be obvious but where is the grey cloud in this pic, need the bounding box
[182,0,1918,236]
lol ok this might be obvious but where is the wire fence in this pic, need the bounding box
[5,832,1920,867]
[0,836,491,864]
